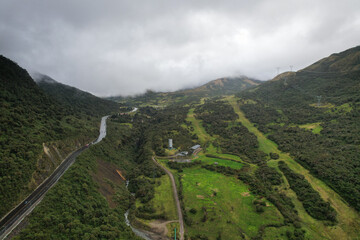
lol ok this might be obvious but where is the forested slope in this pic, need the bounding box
[0,56,100,218]
[35,74,119,116]
[237,46,360,211]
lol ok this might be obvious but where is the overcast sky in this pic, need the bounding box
[1,0,359,96]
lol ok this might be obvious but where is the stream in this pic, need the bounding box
[124,180,153,240]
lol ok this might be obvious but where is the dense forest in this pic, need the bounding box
[35,74,120,117]
[0,56,115,219]
[15,121,141,239]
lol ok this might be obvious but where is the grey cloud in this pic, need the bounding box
[1,0,360,96]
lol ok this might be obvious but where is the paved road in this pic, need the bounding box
[152,157,184,240]
[0,116,108,239]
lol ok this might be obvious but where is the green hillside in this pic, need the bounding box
[35,74,119,116]
[109,76,259,107]
[238,46,360,212]
[182,76,260,96]
[0,56,99,218]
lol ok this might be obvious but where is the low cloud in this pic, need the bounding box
[1,0,359,96]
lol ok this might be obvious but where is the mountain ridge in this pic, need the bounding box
[34,73,120,116]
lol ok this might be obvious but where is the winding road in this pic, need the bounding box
[152,157,184,240]
[0,116,109,240]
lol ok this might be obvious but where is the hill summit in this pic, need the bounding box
[303,45,360,73]
[34,73,119,116]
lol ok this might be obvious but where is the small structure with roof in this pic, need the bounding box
[190,144,201,151]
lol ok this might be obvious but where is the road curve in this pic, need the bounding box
[0,116,108,239]
[152,157,184,240]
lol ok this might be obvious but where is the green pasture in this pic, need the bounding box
[152,175,178,220]
[181,167,283,239]
[196,155,243,169]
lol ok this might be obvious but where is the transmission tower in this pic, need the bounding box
[276,67,280,75]
[290,65,293,71]
[316,96,322,107]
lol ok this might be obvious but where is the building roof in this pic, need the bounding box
[190,144,201,150]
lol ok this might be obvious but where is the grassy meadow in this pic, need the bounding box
[181,167,284,239]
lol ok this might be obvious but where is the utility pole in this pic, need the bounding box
[276,67,280,75]
[290,65,293,71]
[316,96,322,107]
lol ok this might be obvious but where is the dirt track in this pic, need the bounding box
[152,157,184,240]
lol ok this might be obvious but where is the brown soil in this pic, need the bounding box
[196,195,205,199]
[149,220,178,239]
[241,192,250,197]
[91,159,125,208]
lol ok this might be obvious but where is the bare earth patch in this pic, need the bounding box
[91,159,125,208]
[196,195,205,199]
[149,220,178,239]
[241,192,250,197]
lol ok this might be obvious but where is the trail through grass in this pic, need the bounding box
[185,108,214,144]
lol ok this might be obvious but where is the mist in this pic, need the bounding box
[1,0,359,96]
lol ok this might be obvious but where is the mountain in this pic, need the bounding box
[238,46,360,211]
[110,76,260,107]
[182,76,260,96]
[0,56,100,218]
[304,45,360,72]
[34,73,119,116]
[0,55,67,217]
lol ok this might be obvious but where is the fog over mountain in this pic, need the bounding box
[0,0,359,96]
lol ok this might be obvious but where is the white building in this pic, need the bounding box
[169,139,173,149]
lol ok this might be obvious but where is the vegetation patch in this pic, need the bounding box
[279,161,337,223]
[15,121,140,240]
[148,175,177,221]
[196,155,243,169]
[180,167,283,239]
[298,122,323,134]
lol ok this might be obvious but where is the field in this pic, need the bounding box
[298,122,323,134]
[134,174,179,238]
[195,155,244,169]
[152,175,178,220]
[181,167,284,239]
